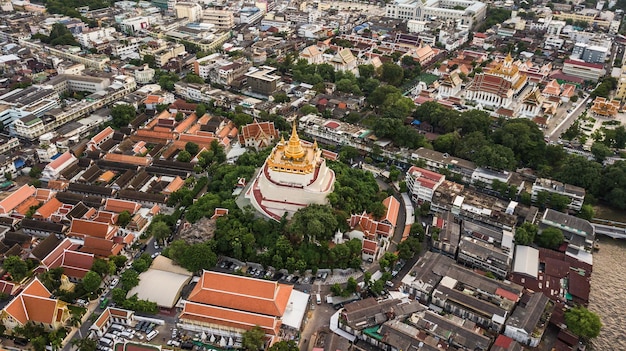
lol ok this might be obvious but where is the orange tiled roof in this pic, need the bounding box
[46,152,76,171]
[135,129,175,142]
[103,153,151,167]
[69,218,116,239]
[188,271,292,317]
[145,95,163,104]
[3,278,59,326]
[382,196,400,227]
[179,134,218,146]
[81,236,122,257]
[0,185,36,214]
[97,170,116,183]
[14,196,40,215]
[181,302,281,335]
[174,114,198,134]
[47,180,69,191]
[104,198,141,214]
[34,198,63,219]
[91,126,114,145]
[163,176,185,194]
[34,189,54,202]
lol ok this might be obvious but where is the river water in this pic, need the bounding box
[589,238,626,349]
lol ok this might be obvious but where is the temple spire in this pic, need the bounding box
[284,120,305,159]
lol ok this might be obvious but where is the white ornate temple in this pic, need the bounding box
[245,122,336,220]
[464,53,528,108]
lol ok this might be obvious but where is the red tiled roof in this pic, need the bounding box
[239,121,278,144]
[495,287,520,302]
[493,335,514,348]
[564,59,604,69]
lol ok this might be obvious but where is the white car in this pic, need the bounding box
[109,278,119,289]
[151,252,161,259]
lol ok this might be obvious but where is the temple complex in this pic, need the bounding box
[464,53,528,108]
[245,122,336,220]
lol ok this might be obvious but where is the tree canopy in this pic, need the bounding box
[565,306,602,340]
[241,326,265,351]
[536,227,565,249]
[110,104,136,129]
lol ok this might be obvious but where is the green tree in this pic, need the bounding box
[379,62,404,86]
[111,288,127,305]
[71,337,98,351]
[268,340,299,351]
[515,222,537,245]
[184,73,204,84]
[29,166,42,178]
[195,103,207,117]
[379,252,398,271]
[3,256,29,281]
[346,277,358,294]
[565,306,602,341]
[175,111,184,122]
[591,142,612,163]
[578,204,594,221]
[110,104,136,129]
[117,210,132,228]
[120,269,139,291]
[150,221,171,244]
[108,255,128,269]
[91,258,110,276]
[81,271,102,294]
[241,326,265,351]
[397,237,421,260]
[185,142,200,155]
[288,205,338,242]
[536,227,564,249]
[177,150,192,162]
[273,92,290,103]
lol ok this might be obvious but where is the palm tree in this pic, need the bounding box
[71,337,98,351]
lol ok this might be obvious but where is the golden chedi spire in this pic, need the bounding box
[284,120,305,160]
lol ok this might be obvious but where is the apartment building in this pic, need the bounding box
[562,59,606,82]
[531,178,585,212]
[0,86,59,126]
[245,66,281,95]
[14,76,136,139]
[202,9,235,29]
[406,166,445,204]
[386,0,487,28]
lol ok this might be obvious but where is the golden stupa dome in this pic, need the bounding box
[284,121,305,160]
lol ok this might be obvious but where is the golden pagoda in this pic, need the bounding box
[267,121,321,175]
[245,120,336,220]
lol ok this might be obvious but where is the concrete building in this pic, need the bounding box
[245,66,281,95]
[405,166,445,204]
[531,178,585,212]
[562,59,606,82]
[202,9,235,29]
[386,0,487,28]
[504,292,552,347]
[0,86,59,126]
[175,2,203,22]
[572,43,609,64]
